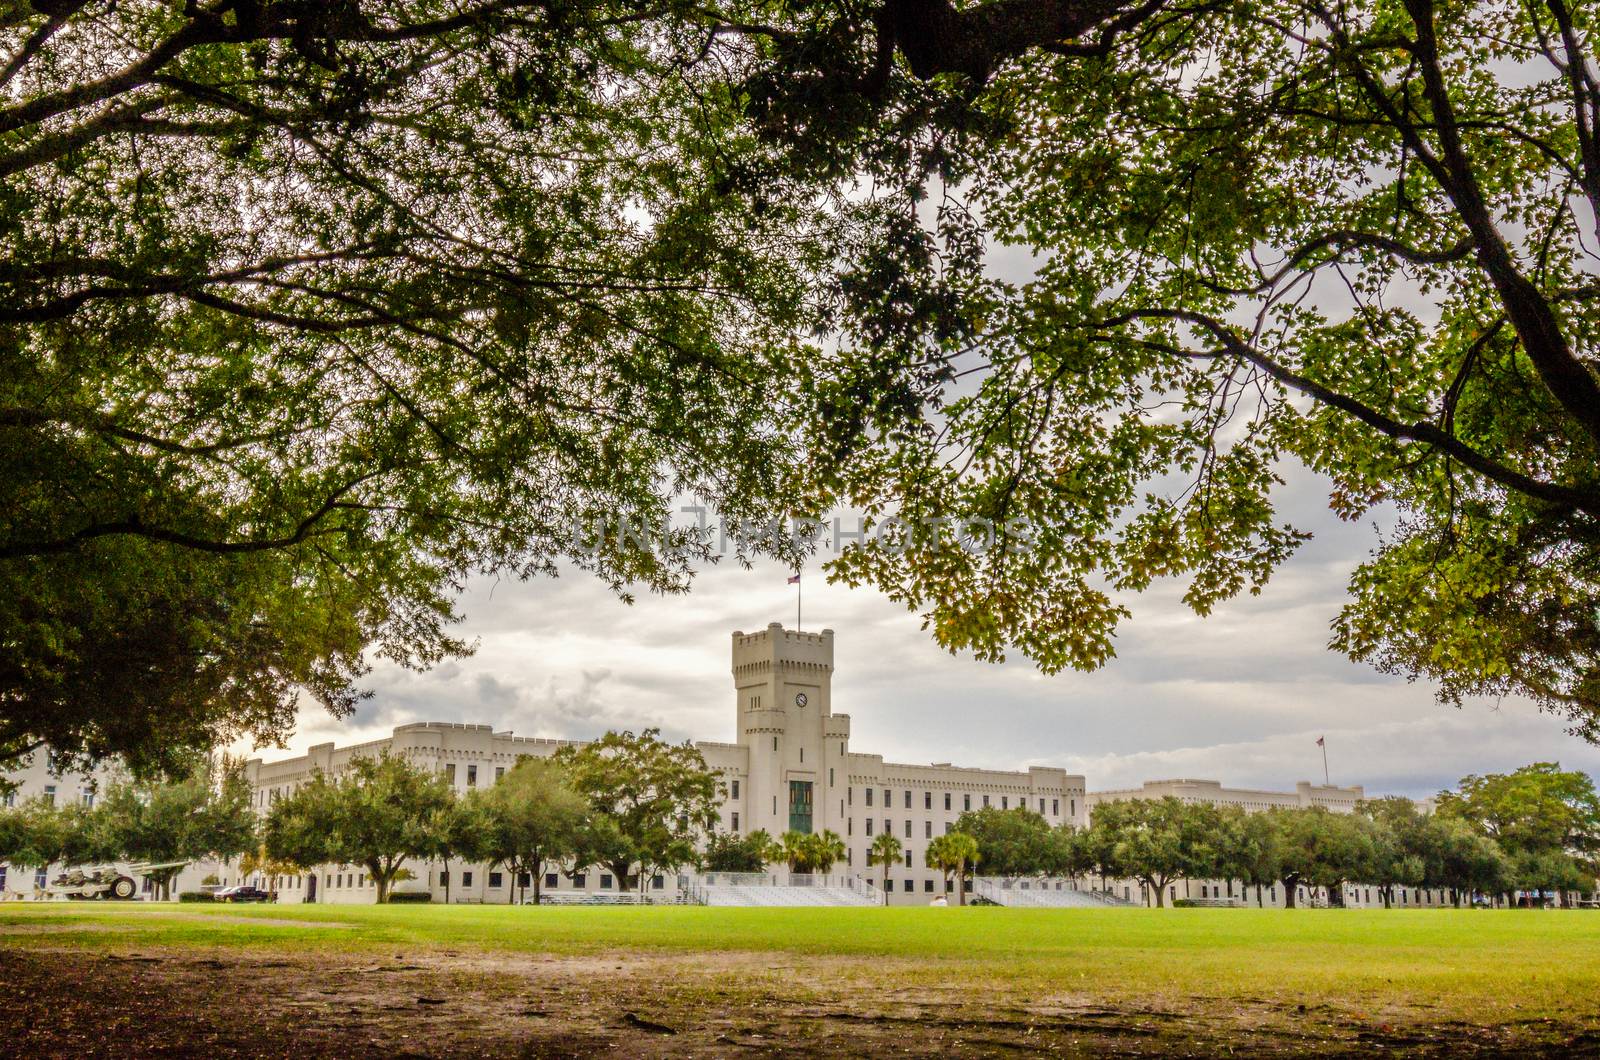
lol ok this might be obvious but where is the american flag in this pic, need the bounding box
[787,573,801,585]
[1316,736,1325,747]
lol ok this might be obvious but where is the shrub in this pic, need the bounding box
[178,891,215,903]
[387,891,432,904]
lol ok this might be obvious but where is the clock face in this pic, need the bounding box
[794,692,808,708]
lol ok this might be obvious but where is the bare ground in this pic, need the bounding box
[2,945,1595,1058]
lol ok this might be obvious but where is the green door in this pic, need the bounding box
[788,780,814,834]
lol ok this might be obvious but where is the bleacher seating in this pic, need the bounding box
[974,878,1137,908]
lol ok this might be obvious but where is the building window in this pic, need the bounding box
[732,812,740,832]
[925,879,934,892]
[1039,798,1045,814]
[847,786,853,806]
[882,789,890,807]
[1001,796,1007,809]
[840,741,845,756]
[574,873,587,887]
[1053,799,1059,816]
[789,780,814,834]
[496,766,505,783]
[829,768,834,786]
[865,788,873,807]
[546,873,559,889]
[467,765,478,787]
[773,736,779,752]
[865,818,874,836]
[81,788,95,808]
[903,819,911,838]
[42,784,55,806]
[983,795,990,808]
[964,794,971,811]
[489,872,504,888]
[924,791,932,810]
[600,874,613,889]
[945,822,953,834]
[732,780,740,799]
[462,871,473,887]
[445,764,456,785]
[904,850,912,867]
[1071,799,1076,817]
[904,879,915,893]
[925,821,932,839]
[440,870,449,886]
[847,818,852,836]
[653,875,665,889]
[799,747,804,763]
[904,790,911,809]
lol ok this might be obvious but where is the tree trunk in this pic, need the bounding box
[1283,878,1298,909]
[957,859,967,906]
[1151,879,1164,908]
[375,868,389,904]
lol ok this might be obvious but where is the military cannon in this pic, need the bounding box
[45,860,187,900]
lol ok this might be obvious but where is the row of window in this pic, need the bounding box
[2,785,94,808]
[854,788,1075,818]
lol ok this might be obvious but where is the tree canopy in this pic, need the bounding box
[262,750,453,902]
[470,754,588,903]
[0,0,817,774]
[951,805,1071,876]
[6,0,1600,758]
[553,728,723,890]
[95,757,257,898]
[741,0,1600,734]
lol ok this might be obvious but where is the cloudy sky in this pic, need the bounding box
[259,460,1600,799]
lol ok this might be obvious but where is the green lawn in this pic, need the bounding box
[4,902,1599,1027]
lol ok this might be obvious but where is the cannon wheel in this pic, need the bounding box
[109,876,138,900]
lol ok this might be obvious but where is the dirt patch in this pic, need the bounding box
[0,946,1592,1057]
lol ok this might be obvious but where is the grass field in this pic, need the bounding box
[5,902,1599,1055]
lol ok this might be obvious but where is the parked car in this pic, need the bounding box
[214,885,274,903]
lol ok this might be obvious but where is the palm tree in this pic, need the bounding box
[868,833,903,905]
[781,829,812,873]
[927,833,981,906]
[805,830,846,874]
[750,829,786,871]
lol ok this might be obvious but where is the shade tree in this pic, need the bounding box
[96,757,257,900]
[554,730,723,892]
[471,756,589,904]
[262,751,453,903]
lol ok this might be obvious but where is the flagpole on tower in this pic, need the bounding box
[1318,736,1329,786]
[788,570,801,631]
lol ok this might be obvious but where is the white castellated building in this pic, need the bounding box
[6,622,1430,908]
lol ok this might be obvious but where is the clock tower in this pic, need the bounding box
[730,623,850,840]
